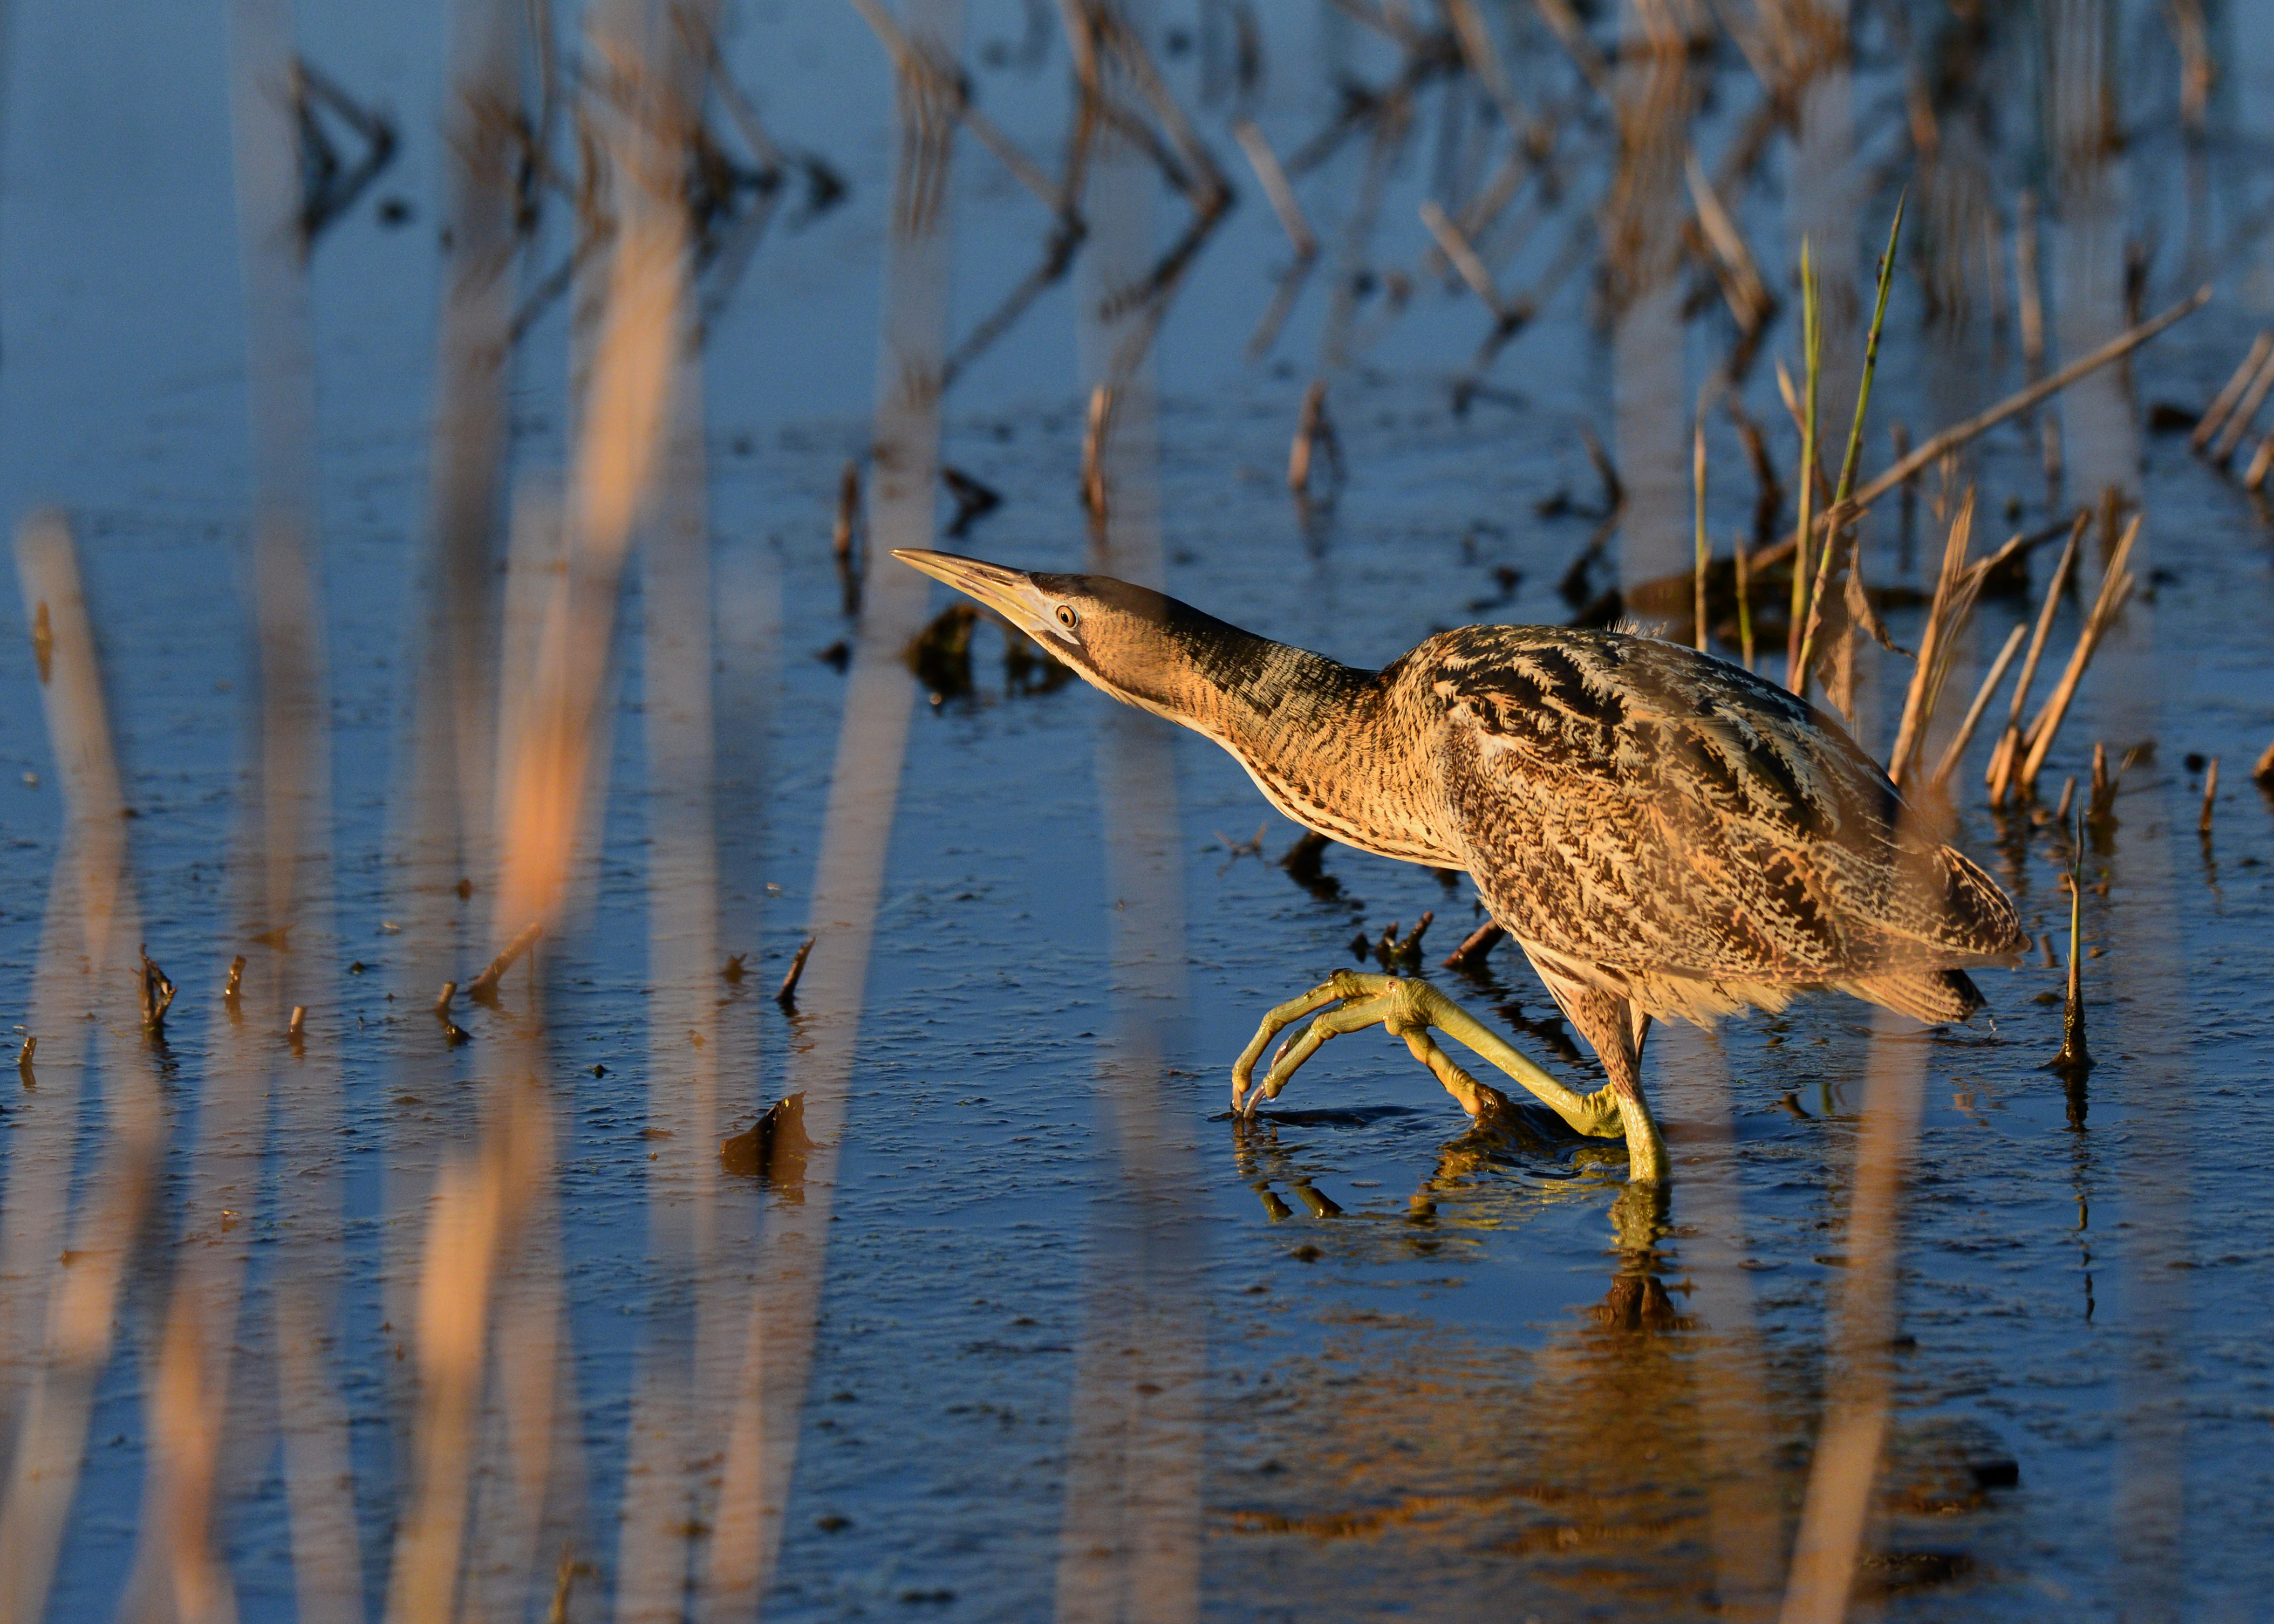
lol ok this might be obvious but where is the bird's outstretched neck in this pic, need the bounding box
[1173,636,1460,867]
[889,550,1463,866]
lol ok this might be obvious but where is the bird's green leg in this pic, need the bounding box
[1230,971,1624,1139]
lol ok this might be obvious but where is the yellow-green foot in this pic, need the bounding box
[1229,971,1626,1141]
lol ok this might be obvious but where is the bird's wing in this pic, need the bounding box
[1430,629,2019,988]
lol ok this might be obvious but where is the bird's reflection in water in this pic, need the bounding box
[1219,1115,1766,1619]
[1218,1112,2014,1615]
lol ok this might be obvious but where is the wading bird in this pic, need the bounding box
[896,550,2026,1183]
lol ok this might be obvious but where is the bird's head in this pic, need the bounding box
[893,549,1267,724]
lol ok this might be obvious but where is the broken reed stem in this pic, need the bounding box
[1231,118,1314,258]
[1081,383,1113,516]
[2253,737,2274,784]
[775,934,817,1008]
[434,979,457,1017]
[1987,513,2087,804]
[223,954,247,1003]
[2014,513,2141,798]
[1927,620,2028,794]
[1288,379,1341,496]
[1797,197,1903,689]
[1786,240,1821,695]
[467,920,542,1002]
[2193,331,2272,451]
[1440,919,1504,970]
[2211,341,2274,463]
[833,460,862,615]
[1693,416,1709,653]
[2200,757,2220,835]
[2243,434,2274,492]
[2055,774,2077,824]
[138,945,176,1034]
[2052,815,2091,1075]
[1418,198,1512,324]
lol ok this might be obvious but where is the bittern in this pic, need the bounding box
[896,550,2025,1184]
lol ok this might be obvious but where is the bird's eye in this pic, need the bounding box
[1055,605,1079,629]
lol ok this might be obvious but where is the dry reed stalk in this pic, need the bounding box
[1651,1024,1785,1619]
[1887,491,1979,789]
[2244,434,2274,492]
[2211,342,2274,463]
[619,170,726,1609]
[1439,0,1524,133]
[833,460,863,614]
[2199,757,2220,834]
[466,919,542,1002]
[1693,416,1710,651]
[1684,150,1773,337]
[2167,0,2212,131]
[2191,331,2271,450]
[1786,241,1821,693]
[1778,998,1933,1624]
[2253,738,2274,784]
[1987,512,2086,805]
[708,3,964,1599]
[1440,919,1505,969]
[1287,378,1341,497]
[2014,513,2141,798]
[2055,773,2077,824]
[0,516,162,1624]
[1529,0,1610,94]
[775,934,817,1006]
[1231,118,1314,258]
[385,1114,546,1624]
[135,7,373,1612]
[1056,94,1204,1618]
[846,0,1056,209]
[1756,286,2209,576]
[1082,382,1114,514]
[2051,819,2091,1075]
[1418,197,1518,325]
[2086,740,2116,825]
[1927,620,2028,793]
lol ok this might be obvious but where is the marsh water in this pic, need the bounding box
[4,1,2274,1620]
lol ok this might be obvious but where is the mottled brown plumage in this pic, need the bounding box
[894,550,2028,1181]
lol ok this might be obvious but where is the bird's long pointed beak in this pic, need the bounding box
[892,549,1050,636]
